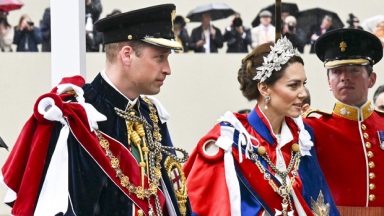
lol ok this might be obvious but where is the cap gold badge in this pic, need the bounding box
[340,41,347,52]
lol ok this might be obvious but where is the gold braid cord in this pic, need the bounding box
[142,97,188,216]
[95,96,189,216]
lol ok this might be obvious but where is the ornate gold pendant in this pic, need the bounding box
[164,156,188,216]
[311,190,330,216]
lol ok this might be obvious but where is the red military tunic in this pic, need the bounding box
[305,101,384,207]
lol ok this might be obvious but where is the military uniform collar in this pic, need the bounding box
[333,100,374,121]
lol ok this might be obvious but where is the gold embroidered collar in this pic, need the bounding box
[333,101,374,121]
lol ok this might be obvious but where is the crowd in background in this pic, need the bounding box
[1,1,384,53]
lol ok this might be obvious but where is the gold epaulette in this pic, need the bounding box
[302,108,332,118]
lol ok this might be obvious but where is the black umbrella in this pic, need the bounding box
[0,136,8,151]
[251,2,299,27]
[186,3,236,22]
[295,7,344,40]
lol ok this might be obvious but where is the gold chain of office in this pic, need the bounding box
[250,144,301,216]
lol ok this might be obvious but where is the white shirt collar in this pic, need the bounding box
[100,69,138,109]
[276,120,293,149]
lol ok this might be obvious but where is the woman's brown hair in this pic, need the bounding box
[238,42,304,101]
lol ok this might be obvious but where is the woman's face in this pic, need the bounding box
[267,62,308,118]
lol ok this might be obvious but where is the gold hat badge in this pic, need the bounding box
[340,41,347,52]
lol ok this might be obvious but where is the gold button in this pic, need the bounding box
[363,133,369,139]
[128,35,133,40]
[369,161,375,168]
[369,194,376,201]
[367,151,374,158]
[138,209,144,216]
[369,173,376,179]
[361,124,366,130]
[258,146,266,155]
[366,142,371,148]
[370,183,376,190]
[291,143,300,152]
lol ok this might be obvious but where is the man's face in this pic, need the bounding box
[260,16,271,26]
[328,65,376,107]
[375,92,384,111]
[321,18,332,29]
[202,14,211,29]
[128,45,171,97]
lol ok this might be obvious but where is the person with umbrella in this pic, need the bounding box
[189,12,223,53]
[251,10,275,49]
[308,15,335,53]
[304,29,384,214]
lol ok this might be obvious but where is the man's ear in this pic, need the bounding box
[119,45,134,65]
[368,72,377,88]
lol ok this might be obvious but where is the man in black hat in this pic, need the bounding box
[304,28,384,214]
[1,4,191,216]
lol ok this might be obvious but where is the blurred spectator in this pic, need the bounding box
[0,10,13,52]
[223,17,252,53]
[189,12,224,53]
[302,86,311,114]
[308,15,334,53]
[282,15,306,53]
[85,0,102,52]
[39,7,51,52]
[85,0,102,24]
[173,15,190,53]
[374,20,384,47]
[13,14,42,52]
[226,12,240,28]
[373,84,384,111]
[251,10,275,48]
[346,13,363,30]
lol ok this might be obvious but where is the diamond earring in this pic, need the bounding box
[264,96,270,109]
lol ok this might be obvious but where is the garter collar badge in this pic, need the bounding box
[164,156,188,216]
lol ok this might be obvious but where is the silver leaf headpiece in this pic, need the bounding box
[253,37,301,83]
